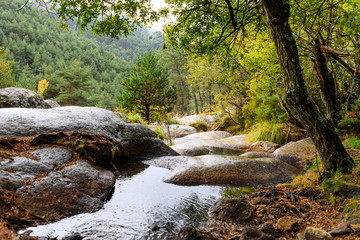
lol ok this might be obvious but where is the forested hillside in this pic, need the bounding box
[0,0,162,109]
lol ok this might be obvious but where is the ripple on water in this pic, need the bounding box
[22,164,223,240]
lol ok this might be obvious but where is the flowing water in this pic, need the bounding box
[22,161,225,240]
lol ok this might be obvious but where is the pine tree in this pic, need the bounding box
[53,60,92,106]
[118,51,177,122]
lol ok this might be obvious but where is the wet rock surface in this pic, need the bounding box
[0,87,50,108]
[0,147,115,218]
[16,160,115,218]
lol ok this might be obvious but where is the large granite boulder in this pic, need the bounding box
[167,124,197,138]
[177,114,217,128]
[174,131,232,147]
[273,138,316,166]
[0,147,115,218]
[146,155,303,186]
[0,106,178,165]
[0,87,50,108]
[173,131,251,156]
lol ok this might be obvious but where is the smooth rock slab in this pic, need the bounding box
[167,124,197,138]
[250,141,280,153]
[170,144,210,156]
[147,155,302,186]
[0,87,50,108]
[0,106,178,161]
[218,134,252,150]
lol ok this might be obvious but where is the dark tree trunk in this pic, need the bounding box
[313,39,339,125]
[193,89,199,114]
[145,103,150,123]
[262,0,354,175]
[347,75,360,112]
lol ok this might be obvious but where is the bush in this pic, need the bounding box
[191,122,208,132]
[343,136,360,149]
[167,118,179,125]
[153,127,166,140]
[128,112,146,125]
[338,117,360,134]
[247,121,287,145]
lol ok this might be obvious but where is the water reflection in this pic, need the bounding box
[24,166,223,240]
[206,146,244,155]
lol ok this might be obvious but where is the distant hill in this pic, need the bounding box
[0,0,163,109]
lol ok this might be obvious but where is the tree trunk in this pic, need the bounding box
[313,39,339,125]
[145,103,150,123]
[262,0,354,175]
[193,89,199,114]
[347,75,360,112]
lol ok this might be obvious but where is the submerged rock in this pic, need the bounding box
[147,155,302,186]
[0,87,50,108]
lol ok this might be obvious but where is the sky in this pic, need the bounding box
[151,0,173,31]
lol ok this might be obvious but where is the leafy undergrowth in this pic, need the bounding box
[203,147,360,239]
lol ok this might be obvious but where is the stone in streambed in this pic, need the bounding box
[16,160,115,218]
[147,155,302,186]
[208,197,254,222]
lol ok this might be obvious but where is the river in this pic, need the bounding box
[22,161,225,240]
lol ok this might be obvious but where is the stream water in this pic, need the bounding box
[22,161,226,240]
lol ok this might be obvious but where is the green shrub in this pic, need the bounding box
[153,127,166,140]
[222,187,256,198]
[343,136,360,149]
[128,112,146,125]
[338,117,360,134]
[247,121,287,145]
[167,118,179,125]
[191,122,208,132]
